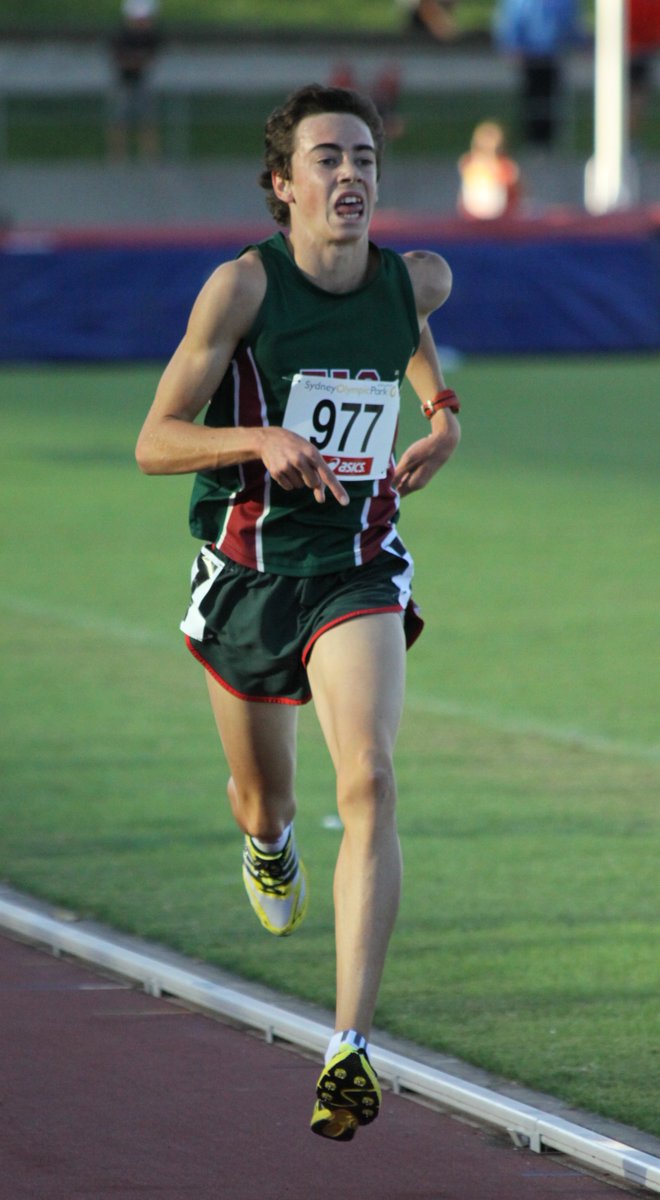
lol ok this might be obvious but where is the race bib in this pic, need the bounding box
[282,374,400,481]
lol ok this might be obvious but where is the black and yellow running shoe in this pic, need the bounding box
[310,1045,381,1141]
[242,830,308,936]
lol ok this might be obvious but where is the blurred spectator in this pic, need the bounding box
[397,0,457,42]
[328,63,406,141]
[107,0,162,161]
[493,0,584,149]
[371,64,407,140]
[457,120,522,219]
[628,0,660,141]
[328,64,359,91]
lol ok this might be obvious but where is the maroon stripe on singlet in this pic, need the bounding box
[357,459,399,564]
[216,347,269,570]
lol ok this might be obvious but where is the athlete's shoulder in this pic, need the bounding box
[191,250,268,340]
[401,249,453,317]
[206,249,267,307]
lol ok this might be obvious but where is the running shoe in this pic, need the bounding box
[242,830,308,936]
[310,1045,381,1141]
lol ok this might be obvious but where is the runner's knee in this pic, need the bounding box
[335,749,397,825]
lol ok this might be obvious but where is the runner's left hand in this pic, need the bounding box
[393,428,458,496]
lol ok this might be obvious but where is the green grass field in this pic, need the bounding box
[1,355,659,1136]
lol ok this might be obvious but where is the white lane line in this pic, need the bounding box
[406,691,660,764]
[2,591,658,764]
[0,591,172,648]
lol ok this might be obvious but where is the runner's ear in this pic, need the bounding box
[272,173,293,203]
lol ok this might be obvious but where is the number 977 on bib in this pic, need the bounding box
[283,375,400,481]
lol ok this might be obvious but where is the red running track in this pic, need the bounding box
[1,932,642,1200]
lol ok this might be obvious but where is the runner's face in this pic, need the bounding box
[277,112,379,240]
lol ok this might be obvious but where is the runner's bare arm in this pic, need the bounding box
[135,252,348,505]
[135,253,267,474]
[394,251,460,497]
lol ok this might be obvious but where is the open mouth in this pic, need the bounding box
[334,192,365,220]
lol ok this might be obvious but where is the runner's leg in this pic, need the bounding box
[306,612,406,1036]
[205,673,298,839]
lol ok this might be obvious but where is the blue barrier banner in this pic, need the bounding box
[1,212,658,360]
[424,238,660,353]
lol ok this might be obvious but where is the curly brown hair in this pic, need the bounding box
[259,83,385,226]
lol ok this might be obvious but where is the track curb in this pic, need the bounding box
[2,884,659,1193]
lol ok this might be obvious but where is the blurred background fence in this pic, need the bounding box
[0,36,603,162]
[0,2,658,356]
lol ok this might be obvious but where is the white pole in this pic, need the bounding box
[584,0,636,213]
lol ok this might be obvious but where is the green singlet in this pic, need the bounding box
[188,232,420,577]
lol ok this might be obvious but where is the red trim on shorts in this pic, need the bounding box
[301,605,403,667]
[184,635,309,706]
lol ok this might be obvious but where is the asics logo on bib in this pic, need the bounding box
[324,456,372,476]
